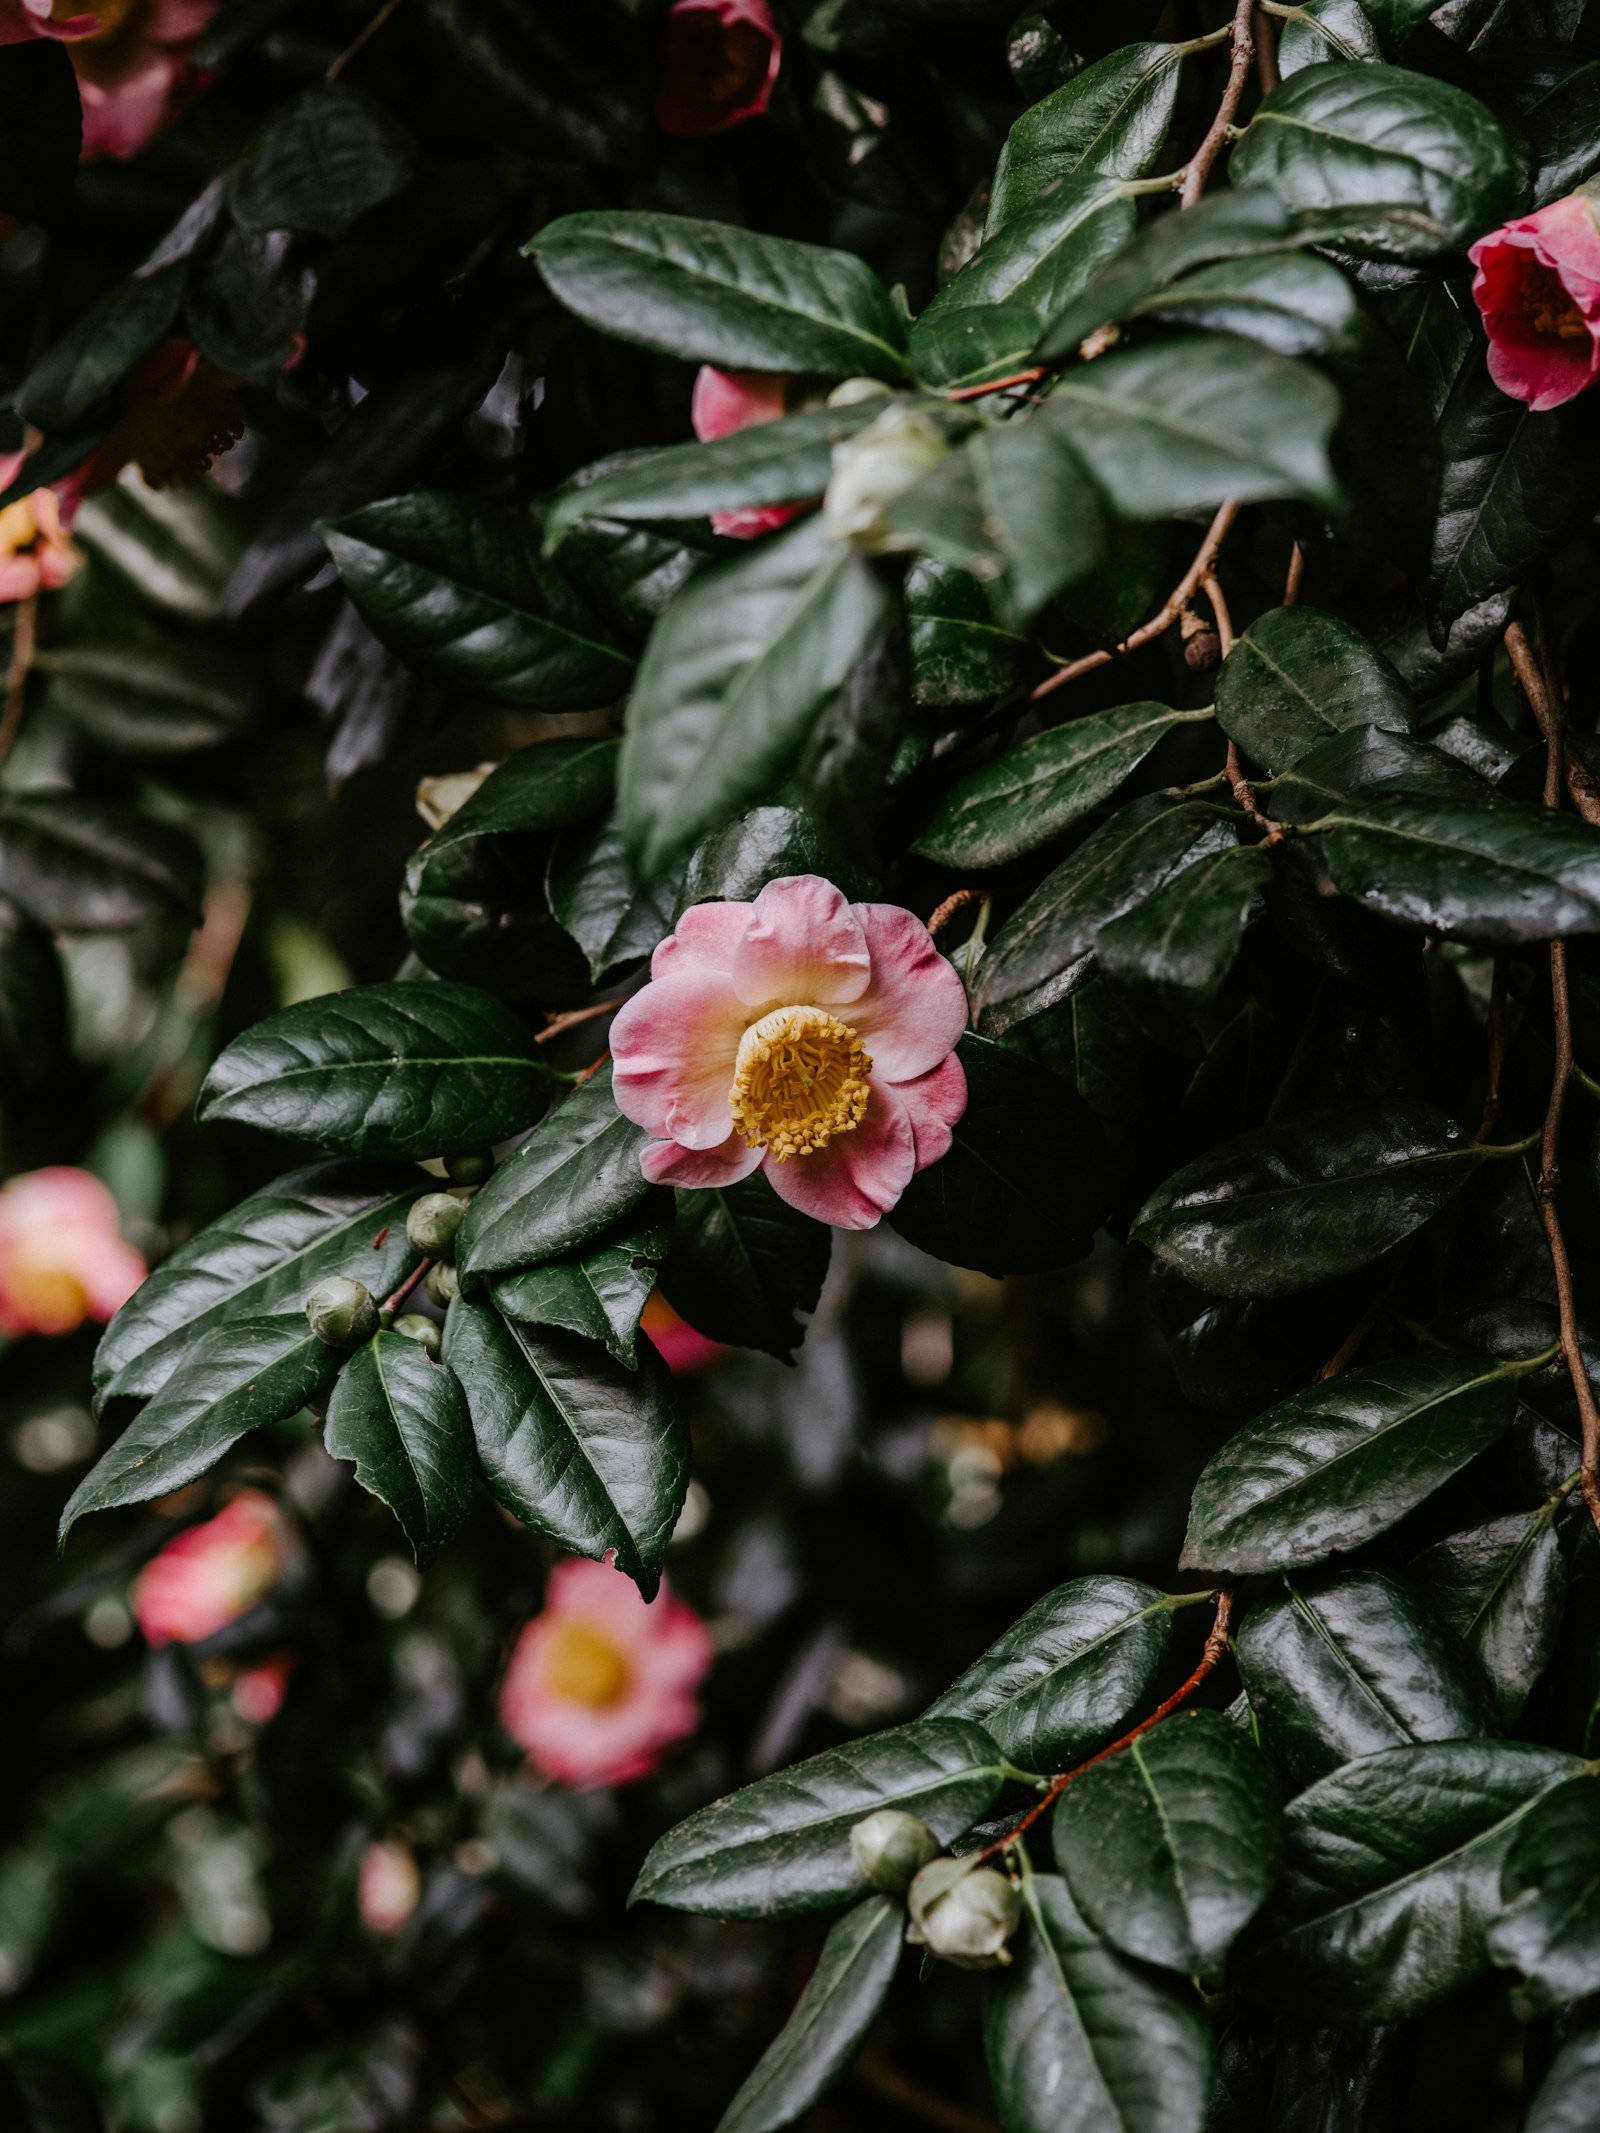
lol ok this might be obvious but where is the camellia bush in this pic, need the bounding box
[11,0,1600,2128]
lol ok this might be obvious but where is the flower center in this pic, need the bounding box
[50,0,137,36]
[729,1005,872,1162]
[1522,259,1589,341]
[542,1621,632,1708]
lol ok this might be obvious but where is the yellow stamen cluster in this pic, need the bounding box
[729,1004,872,1162]
[543,1621,631,1708]
[1523,259,1588,341]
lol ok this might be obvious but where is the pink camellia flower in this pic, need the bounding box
[691,364,804,540]
[1469,192,1600,411]
[0,458,81,604]
[610,875,968,1232]
[232,1653,293,1725]
[359,1839,421,1935]
[0,1167,143,1335]
[499,1557,713,1790]
[640,1290,727,1375]
[130,1489,291,1647]
[0,0,217,158]
[656,0,780,137]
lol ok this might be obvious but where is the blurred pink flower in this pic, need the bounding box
[5,0,219,160]
[0,1166,143,1335]
[499,1557,713,1790]
[656,0,780,137]
[640,1290,726,1375]
[1471,192,1600,412]
[0,461,81,604]
[691,365,804,539]
[359,1838,421,1935]
[611,874,968,1231]
[131,1490,290,1647]
[232,1653,293,1725]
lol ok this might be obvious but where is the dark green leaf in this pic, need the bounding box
[888,1034,1111,1276]
[989,45,1183,227]
[0,797,202,934]
[906,559,1031,709]
[16,266,183,432]
[1214,606,1415,776]
[1529,61,1600,207]
[457,1066,654,1276]
[1181,1351,1520,1575]
[1276,0,1382,71]
[94,1161,424,1404]
[925,1576,1174,1773]
[60,1320,335,1542]
[630,1718,1003,1919]
[1270,727,1488,824]
[229,83,413,236]
[1234,1569,1494,1787]
[489,1206,670,1369]
[548,814,684,982]
[1097,843,1270,1006]
[1411,1508,1567,1725]
[417,739,619,852]
[714,1897,902,2133]
[0,895,67,1097]
[676,805,875,912]
[617,513,894,879]
[659,1177,830,1362]
[1134,1099,1484,1298]
[530,211,911,380]
[321,492,632,709]
[1318,796,1600,941]
[0,40,79,230]
[1490,1773,1600,2013]
[443,1293,688,1596]
[985,1875,1213,2133]
[40,642,256,756]
[324,1332,474,1565]
[1526,2022,1600,2133]
[1229,65,1521,260]
[1245,1741,1579,2021]
[1052,1709,1282,1983]
[197,981,555,1161]
[1128,248,1363,359]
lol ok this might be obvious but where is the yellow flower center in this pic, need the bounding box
[543,1621,631,1708]
[51,0,137,35]
[728,1005,872,1162]
[1523,259,1588,341]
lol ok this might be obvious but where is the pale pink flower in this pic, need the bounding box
[499,1557,713,1790]
[359,1839,421,1935]
[131,1490,290,1647]
[611,875,968,1231]
[640,1290,726,1375]
[4,0,219,160]
[0,459,81,604]
[0,1166,143,1335]
[656,0,780,137]
[691,365,805,539]
[232,1653,292,1725]
[1470,192,1600,411]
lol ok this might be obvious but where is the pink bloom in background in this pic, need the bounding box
[499,1558,713,1790]
[611,875,968,1232]
[359,1839,421,1935]
[131,1489,290,1647]
[232,1653,292,1725]
[640,1290,727,1375]
[1470,192,1600,411]
[0,0,217,159]
[691,365,804,539]
[0,1167,143,1335]
[0,455,81,604]
[656,0,780,137]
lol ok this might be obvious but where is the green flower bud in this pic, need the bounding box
[827,376,893,410]
[392,1312,442,1361]
[305,1275,379,1350]
[426,1261,459,1306]
[850,1809,942,1896]
[905,1857,1021,1970]
[406,1191,467,1259]
[822,404,948,555]
[443,1149,493,1184]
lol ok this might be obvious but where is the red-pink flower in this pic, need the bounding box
[0,1166,143,1335]
[232,1654,292,1725]
[691,365,805,540]
[498,1557,713,1790]
[0,467,79,604]
[0,1,217,159]
[1469,193,1600,412]
[359,1839,420,1935]
[611,875,968,1232]
[640,1290,727,1375]
[130,1490,290,1647]
[656,0,780,137]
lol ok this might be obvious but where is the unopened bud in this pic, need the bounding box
[905,1857,1021,1970]
[426,1261,459,1306]
[1184,629,1221,674]
[392,1312,442,1361]
[851,1809,941,1896]
[443,1149,493,1184]
[407,1191,466,1258]
[827,376,893,410]
[305,1275,379,1349]
[823,404,949,554]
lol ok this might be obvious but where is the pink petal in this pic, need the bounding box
[730,875,871,1009]
[762,1080,916,1229]
[848,904,969,1080]
[610,968,747,1149]
[79,1235,148,1320]
[640,1131,762,1189]
[691,366,788,443]
[0,1165,121,1240]
[894,1051,969,1171]
[650,896,749,981]
[711,501,808,540]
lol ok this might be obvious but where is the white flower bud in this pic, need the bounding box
[905,1857,1021,1969]
[823,404,949,554]
[406,1191,467,1258]
[827,377,894,409]
[850,1809,942,1895]
[305,1275,379,1349]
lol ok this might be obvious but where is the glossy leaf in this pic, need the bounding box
[229,83,413,237]
[548,811,685,982]
[1411,1508,1568,1725]
[630,1718,1004,1919]
[197,981,555,1161]
[443,1293,688,1596]
[1097,842,1270,1006]
[1128,248,1362,360]
[40,642,256,757]
[906,559,1031,709]
[0,798,202,934]
[989,45,1183,228]
[926,1576,1174,1774]
[1527,2024,1600,2133]
[1214,606,1414,776]
[324,1332,475,1566]
[1318,796,1600,942]
[659,1177,830,1362]
[1276,0,1382,72]
[1052,1709,1282,1983]
[1183,1352,1519,1574]
[457,1067,655,1277]
[1489,1773,1600,2014]
[489,1206,670,1370]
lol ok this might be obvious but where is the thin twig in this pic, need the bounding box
[327,0,404,77]
[1506,619,1600,830]
[855,2053,1000,2133]
[928,887,986,938]
[381,1259,431,1317]
[1318,1296,1380,1381]
[1477,954,1506,1143]
[1283,540,1304,607]
[1180,0,1256,207]
[943,367,1047,404]
[980,1592,1234,1859]
[1031,501,1239,701]
[0,591,38,774]
[574,1050,610,1089]
[1203,572,1235,658]
[1254,4,1281,94]
[536,999,622,1044]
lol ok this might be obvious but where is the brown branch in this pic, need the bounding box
[1283,540,1304,607]
[327,0,404,76]
[1254,5,1281,94]
[536,999,622,1044]
[1505,619,1600,830]
[980,1591,1234,1859]
[928,887,985,938]
[1180,0,1256,208]
[855,2053,1000,2133]
[1032,501,1239,702]
[1477,954,1507,1143]
[381,1259,431,1317]
[0,590,38,774]
[574,1049,610,1089]
[943,366,1047,404]
[1318,1296,1380,1382]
